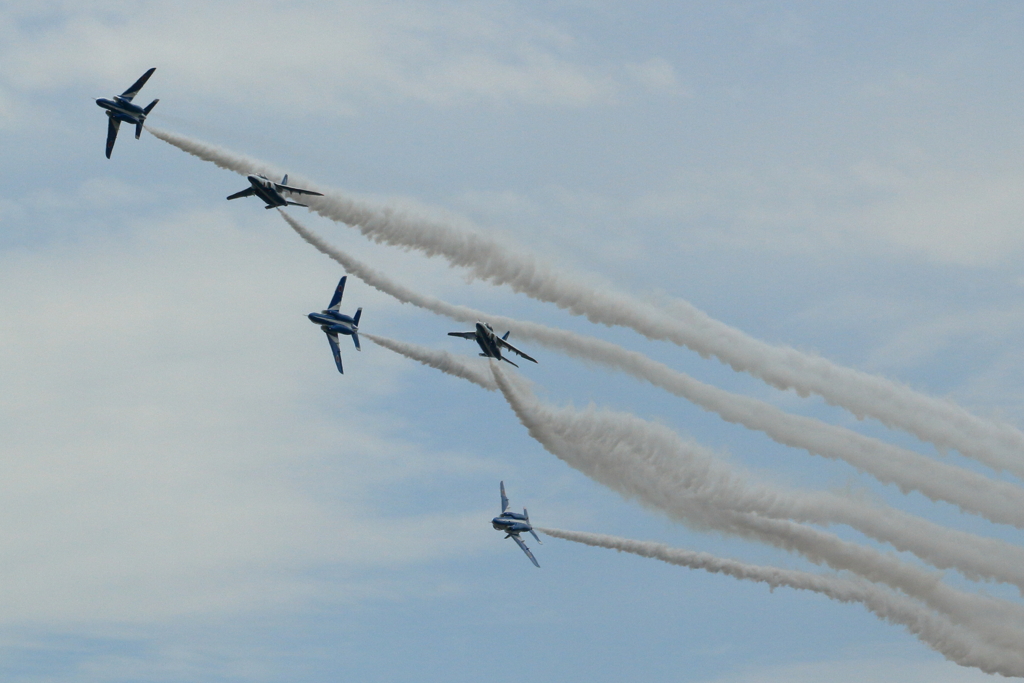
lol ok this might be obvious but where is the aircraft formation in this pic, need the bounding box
[98,68,543,568]
[88,66,1024,676]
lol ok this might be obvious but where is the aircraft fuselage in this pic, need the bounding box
[492,512,532,535]
[473,322,505,361]
[245,175,292,208]
[308,310,359,336]
[95,96,147,124]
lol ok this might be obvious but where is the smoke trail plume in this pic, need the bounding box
[147,126,1024,478]
[364,333,498,390]
[488,362,1024,650]
[281,212,1024,530]
[538,528,1024,677]
[366,331,1024,598]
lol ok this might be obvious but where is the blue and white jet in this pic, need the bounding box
[448,322,537,368]
[492,481,541,568]
[307,276,362,374]
[227,174,324,209]
[95,67,159,159]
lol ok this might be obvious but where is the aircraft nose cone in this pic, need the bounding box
[307,313,318,323]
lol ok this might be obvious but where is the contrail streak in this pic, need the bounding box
[281,211,1024,530]
[145,125,1024,478]
[364,333,498,390]
[537,527,1024,677]
[489,362,1024,650]
[366,332,1024,602]
[543,528,1024,675]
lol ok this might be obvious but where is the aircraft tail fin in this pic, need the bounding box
[352,307,362,326]
[352,331,361,351]
[281,174,288,185]
[143,98,159,115]
[523,508,541,544]
[502,331,510,341]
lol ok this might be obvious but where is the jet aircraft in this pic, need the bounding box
[307,276,362,374]
[227,174,324,209]
[95,67,159,159]
[492,481,541,568]
[448,322,537,368]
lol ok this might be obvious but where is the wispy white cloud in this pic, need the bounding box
[0,0,665,111]
[0,205,496,625]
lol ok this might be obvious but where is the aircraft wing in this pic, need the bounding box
[497,337,537,364]
[226,188,256,201]
[276,183,324,197]
[512,534,540,568]
[500,481,509,513]
[105,118,121,159]
[324,329,344,374]
[448,331,477,339]
[328,276,346,310]
[121,67,156,101]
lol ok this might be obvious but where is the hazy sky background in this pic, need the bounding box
[3,1,1024,681]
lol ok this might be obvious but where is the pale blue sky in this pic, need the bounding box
[2,2,1024,681]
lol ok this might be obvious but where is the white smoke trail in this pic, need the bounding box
[489,362,1024,650]
[146,126,1024,478]
[537,527,1024,677]
[364,333,498,390]
[280,211,1024,530]
[365,332,1024,598]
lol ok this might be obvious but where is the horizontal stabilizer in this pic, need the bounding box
[501,357,520,368]
[523,508,540,543]
[143,98,159,115]
[500,481,509,513]
[352,332,361,351]
[352,307,362,326]
[135,121,143,139]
